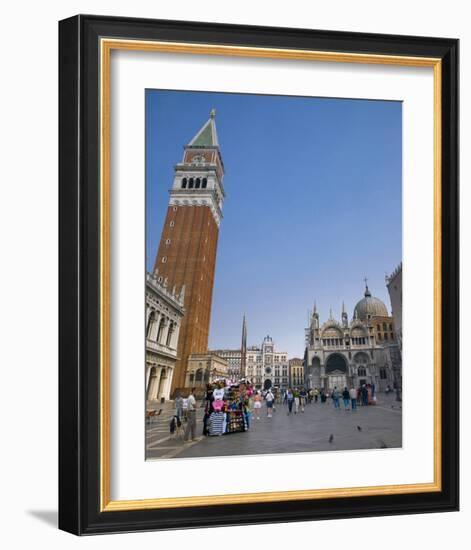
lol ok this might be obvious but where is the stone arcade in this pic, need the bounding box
[145,272,185,402]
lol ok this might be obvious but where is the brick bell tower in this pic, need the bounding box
[153,110,225,394]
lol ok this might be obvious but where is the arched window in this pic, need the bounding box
[380,368,387,379]
[358,367,366,377]
[181,178,187,188]
[166,322,174,347]
[156,317,166,343]
[195,178,201,189]
[202,178,207,188]
[189,178,194,188]
[195,368,203,382]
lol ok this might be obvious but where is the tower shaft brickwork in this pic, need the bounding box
[154,206,219,390]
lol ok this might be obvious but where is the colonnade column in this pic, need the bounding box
[149,312,162,341]
[146,366,163,400]
[161,368,174,400]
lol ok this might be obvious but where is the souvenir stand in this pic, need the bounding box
[224,385,247,434]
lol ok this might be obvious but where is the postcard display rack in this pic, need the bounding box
[225,387,247,434]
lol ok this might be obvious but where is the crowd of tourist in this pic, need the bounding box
[172,381,379,440]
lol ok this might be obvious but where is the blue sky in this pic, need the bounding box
[146,90,402,357]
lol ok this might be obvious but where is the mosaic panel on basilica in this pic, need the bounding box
[145,89,402,460]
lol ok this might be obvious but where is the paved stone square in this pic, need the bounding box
[146,392,402,460]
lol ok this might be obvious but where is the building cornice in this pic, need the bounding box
[169,190,223,226]
[146,272,185,313]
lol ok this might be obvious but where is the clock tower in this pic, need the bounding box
[153,110,225,393]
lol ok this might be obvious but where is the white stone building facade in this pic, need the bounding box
[145,272,185,402]
[209,349,242,381]
[245,336,289,390]
[185,353,229,388]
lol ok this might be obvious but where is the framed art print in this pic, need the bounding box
[58,15,459,535]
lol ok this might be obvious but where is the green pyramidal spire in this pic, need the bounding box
[188,109,219,147]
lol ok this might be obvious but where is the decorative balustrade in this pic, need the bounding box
[146,338,177,358]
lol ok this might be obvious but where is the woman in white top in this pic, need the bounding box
[253,391,262,420]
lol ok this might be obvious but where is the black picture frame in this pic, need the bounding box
[59,14,459,535]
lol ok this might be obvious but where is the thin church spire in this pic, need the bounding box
[240,314,247,380]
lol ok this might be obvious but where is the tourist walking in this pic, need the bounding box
[299,388,307,412]
[293,388,300,414]
[349,386,358,410]
[182,396,189,421]
[184,387,198,441]
[314,387,319,403]
[175,392,184,421]
[320,388,326,403]
[331,386,340,409]
[253,391,262,420]
[286,388,295,415]
[265,389,275,418]
[361,384,369,406]
[202,384,214,436]
[244,395,253,429]
[342,387,351,410]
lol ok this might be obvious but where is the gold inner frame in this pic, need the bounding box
[100,38,442,512]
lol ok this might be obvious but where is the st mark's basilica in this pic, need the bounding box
[304,282,402,392]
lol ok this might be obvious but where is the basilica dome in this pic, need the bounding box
[354,285,388,320]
